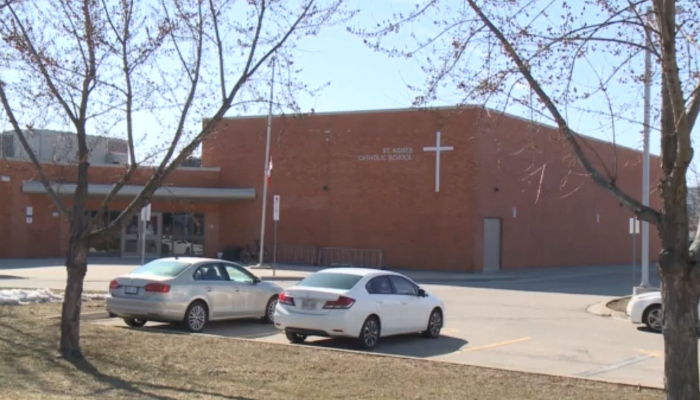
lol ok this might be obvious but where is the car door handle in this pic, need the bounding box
[376,301,384,305]
[205,286,212,292]
[234,288,240,292]
[401,302,408,305]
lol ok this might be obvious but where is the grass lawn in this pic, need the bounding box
[608,297,631,314]
[0,301,664,400]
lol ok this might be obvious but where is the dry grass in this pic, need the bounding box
[608,297,631,313]
[0,302,664,400]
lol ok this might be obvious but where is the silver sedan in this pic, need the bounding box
[106,257,282,332]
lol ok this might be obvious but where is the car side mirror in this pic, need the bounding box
[253,277,261,284]
[417,288,426,297]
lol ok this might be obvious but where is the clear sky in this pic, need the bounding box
[1,0,681,166]
[251,0,666,160]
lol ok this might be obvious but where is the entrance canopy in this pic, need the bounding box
[22,181,256,201]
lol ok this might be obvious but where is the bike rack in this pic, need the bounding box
[316,247,384,269]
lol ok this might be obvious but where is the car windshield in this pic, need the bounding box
[130,260,191,277]
[297,273,363,290]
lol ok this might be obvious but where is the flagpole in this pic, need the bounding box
[258,57,275,267]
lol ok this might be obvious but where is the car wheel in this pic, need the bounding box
[123,318,147,328]
[262,295,278,324]
[285,330,307,344]
[358,316,381,350]
[423,308,443,339]
[643,304,663,333]
[184,301,208,332]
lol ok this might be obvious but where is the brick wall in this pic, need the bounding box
[205,107,662,271]
[0,160,224,258]
[0,107,665,271]
[471,109,662,270]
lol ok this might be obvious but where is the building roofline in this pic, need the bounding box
[220,105,473,120]
[1,158,221,172]
[22,181,253,200]
[217,105,657,157]
[0,129,128,141]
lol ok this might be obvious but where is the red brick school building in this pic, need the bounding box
[0,107,661,272]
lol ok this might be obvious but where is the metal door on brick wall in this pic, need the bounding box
[483,218,502,272]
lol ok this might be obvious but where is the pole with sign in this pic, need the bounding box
[630,217,640,287]
[140,203,151,265]
[258,57,276,267]
[273,195,280,277]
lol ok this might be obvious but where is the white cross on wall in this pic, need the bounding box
[423,131,454,193]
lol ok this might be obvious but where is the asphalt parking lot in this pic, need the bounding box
[1,259,668,388]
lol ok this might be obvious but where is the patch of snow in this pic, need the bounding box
[0,289,62,306]
[83,293,108,301]
[0,289,109,306]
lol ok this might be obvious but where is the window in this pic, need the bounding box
[162,213,173,235]
[193,264,226,281]
[297,273,363,290]
[2,135,14,158]
[85,209,120,254]
[388,276,418,296]
[366,276,394,295]
[193,214,204,235]
[126,215,139,234]
[224,265,254,283]
[131,260,191,277]
[173,213,192,235]
[162,212,205,256]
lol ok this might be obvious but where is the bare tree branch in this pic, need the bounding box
[3,1,79,124]
[465,0,660,224]
[93,0,322,239]
[0,82,70,216]
[208,0,227,102]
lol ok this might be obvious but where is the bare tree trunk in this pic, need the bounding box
[59,234,88,357]
[659,198,700,399]
[662,263,700,400]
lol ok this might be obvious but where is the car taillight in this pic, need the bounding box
[279,292,295,306]
[144,283,171,293]
[323,296,355,309]
[109,280,120,289]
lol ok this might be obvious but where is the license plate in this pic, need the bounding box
[301,299,316,310]
[125,286,138,295]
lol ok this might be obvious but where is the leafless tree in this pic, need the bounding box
[0,0,351,357]
[355,0,700,398]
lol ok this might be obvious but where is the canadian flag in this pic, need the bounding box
[267,152,273,186]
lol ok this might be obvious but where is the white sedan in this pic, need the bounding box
[273,268,446,349]
[107,257,282,332]
[627,291,700,332]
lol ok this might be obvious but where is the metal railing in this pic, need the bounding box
[273,245,317,265]
[317,247,383,269]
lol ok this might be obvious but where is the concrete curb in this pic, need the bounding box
[587,296,630,321]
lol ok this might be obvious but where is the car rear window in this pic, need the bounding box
[297,273,362,290]
[130,260,191,277]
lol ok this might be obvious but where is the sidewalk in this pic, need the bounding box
[0,258,514,292]
[252,263,517,283]
[0,257,654,295]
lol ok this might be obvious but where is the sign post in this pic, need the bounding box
[140,203,151,265]
[273,195,280,277]
[630,217,640,287]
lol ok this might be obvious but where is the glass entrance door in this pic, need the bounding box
[121,212,163,258]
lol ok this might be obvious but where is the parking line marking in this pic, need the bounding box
[637,349,662,358]
[460,337,531,353]
[576,354,655,378]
